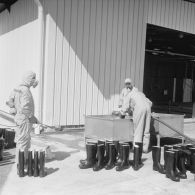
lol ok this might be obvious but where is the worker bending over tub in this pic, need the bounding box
[119,78,152,153]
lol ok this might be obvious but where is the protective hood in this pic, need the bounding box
[21,71,37,88]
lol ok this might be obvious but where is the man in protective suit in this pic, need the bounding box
[120,81,152,153]
[6,71,38,169]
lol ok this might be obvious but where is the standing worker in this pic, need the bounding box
[6,71,38,172]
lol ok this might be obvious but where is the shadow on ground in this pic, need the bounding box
[0,150,15,166]
[45,167,59,176]
[41,131,85,152]
[46,150,80,163]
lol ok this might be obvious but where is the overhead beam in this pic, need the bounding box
[146,49,195,59]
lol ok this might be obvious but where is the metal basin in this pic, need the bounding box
[85,115,134,141]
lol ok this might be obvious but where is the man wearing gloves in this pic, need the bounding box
[120,80,152,153]
[6,71,38,171]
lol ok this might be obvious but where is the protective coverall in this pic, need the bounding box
[7,71,38,164]
[139,92,152,152]
[122,89,152,148]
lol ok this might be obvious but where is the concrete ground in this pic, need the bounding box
[0,128,195,195]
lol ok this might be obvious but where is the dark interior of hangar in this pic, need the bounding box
[143,24,195,117]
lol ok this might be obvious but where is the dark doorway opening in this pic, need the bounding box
[143,24,195,118]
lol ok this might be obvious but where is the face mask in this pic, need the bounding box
[32,80,39,88]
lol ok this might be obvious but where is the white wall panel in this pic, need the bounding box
[41,0,195,126]
[0,0,39,117]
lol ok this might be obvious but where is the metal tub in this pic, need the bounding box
[85,115,134,141]
[152,113,184,137]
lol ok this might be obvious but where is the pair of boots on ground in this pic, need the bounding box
[152,144,195,182]
[79,140,143,171]
[17,149,46,177]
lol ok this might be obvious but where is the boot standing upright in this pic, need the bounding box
[152,146,165,174]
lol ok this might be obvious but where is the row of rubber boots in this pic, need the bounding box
[152,143,195,182]
[79,140,143,171]
[17,149,46,177]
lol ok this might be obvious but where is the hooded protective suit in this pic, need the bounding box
[7,71,38,163]
[121,89,152,149]
[139,92,152,153]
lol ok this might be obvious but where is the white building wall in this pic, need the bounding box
[42,0,148,126]
[1,0,195,126]
[0,0,40,117]
[42,0,195,126]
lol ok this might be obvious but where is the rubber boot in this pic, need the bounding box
[180,144,191,171]
[34,150,39,177]
[116,144,130,171]
[93,144,105,171]
[27,150,33,176]
[104,141,113,165]
[165,151,180,182]
[163,145,172,170]
[188,147,195,172]
[79,143,97,169]
[113,140,119,161]
[171,148,187,179]
[105,144,117,170]
[135,142,143,165]
[39,150,46,177]
[177,148,187,179]
[0,138,4,161]
[18,150,25,177]
[115,142,125,166]
[190,153,195,174]
[133,145,141,171]
[80,142,97,164]
[152,146,165,174]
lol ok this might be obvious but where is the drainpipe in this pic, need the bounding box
[34,0,45,122]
